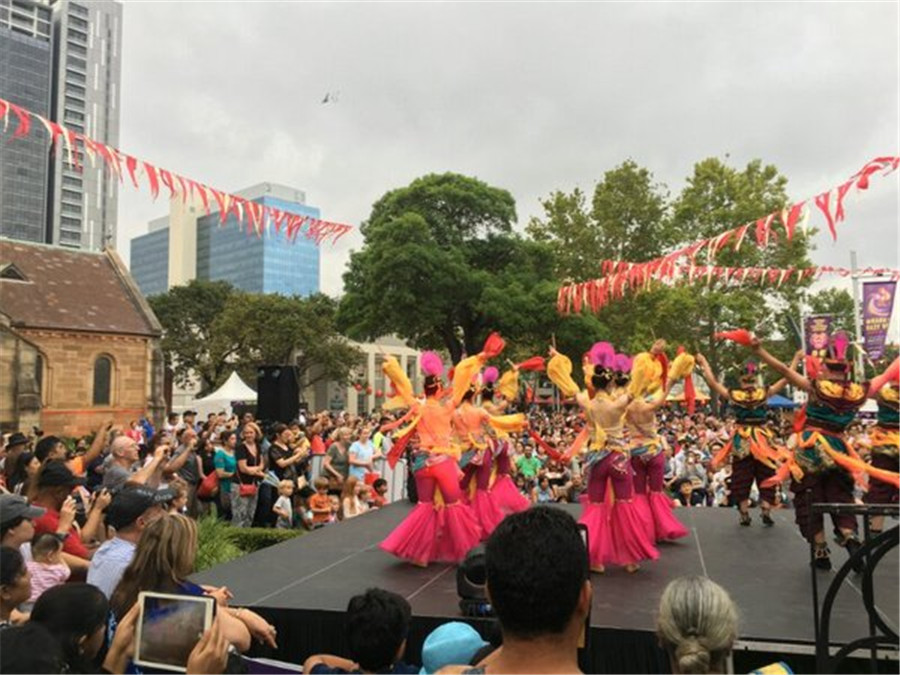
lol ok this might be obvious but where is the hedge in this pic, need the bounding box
[195,516,304,572]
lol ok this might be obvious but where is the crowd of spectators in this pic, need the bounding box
[0,397,859,673]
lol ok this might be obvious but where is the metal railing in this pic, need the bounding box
[810,503,899,673]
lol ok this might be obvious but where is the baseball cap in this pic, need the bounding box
[36,461,85,489]
[0,494,46,527]
[420,622,489,674]
[105,485,175,530]
[5,432,28,449]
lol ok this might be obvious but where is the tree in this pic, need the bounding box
[150,281,362,396]
[526,160,671,280]
[213,293,363,390]
[338,173,608,363]
[807,287,856,333]
[528,157,817,407]
[148,280,236,394]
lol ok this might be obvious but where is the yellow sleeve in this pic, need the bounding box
[669,353,696,381]
[452,354,484,407]
[497,369,519,401]
[488,413,527,434]
[548,352,581,399]
[629,352,661,398]
[382,356,416,408]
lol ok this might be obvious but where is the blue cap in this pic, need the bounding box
[419,622,489,674]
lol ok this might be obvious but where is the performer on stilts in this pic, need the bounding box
[863,358,900,537]
[547,342,659,574]
[742,331,900,570]
[379,333,506,566]
[695,349,802,527]
[455,369,527,538]
[627,341,690,542]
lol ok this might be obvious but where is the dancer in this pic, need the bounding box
[455,370,527,538]
[695,350,801,527]
[547,342,658,574]
[379,334,504,566]
[745,332,899,570]
[482,360,542,517]
[627,341,689,542]
[864,358,899,536]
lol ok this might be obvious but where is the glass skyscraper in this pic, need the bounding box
[0,0,53,243]
[130,183,321,298]
[0,0,122,251]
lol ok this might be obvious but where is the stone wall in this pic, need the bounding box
[15,328,156,438]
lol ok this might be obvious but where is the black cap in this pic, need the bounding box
[36,461,85,489]
[105,485,175,530]
[0,494,46,527]
[6,432,28,448]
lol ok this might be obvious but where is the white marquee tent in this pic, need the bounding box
[186,371,257,418]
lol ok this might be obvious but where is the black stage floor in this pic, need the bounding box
[194,503,899,673]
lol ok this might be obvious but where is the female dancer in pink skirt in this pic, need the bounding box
[626,342,688,542]
[380,335,504,566]
[547,342,658,573]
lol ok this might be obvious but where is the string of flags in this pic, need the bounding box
[0,97,354,247]
[558,263,900,315]
[557,155,900,315]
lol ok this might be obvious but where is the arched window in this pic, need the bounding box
[93,355,112,406]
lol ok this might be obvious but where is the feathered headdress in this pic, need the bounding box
[420,352,444,378]
[589,342,616,369]
[613,353,633,373]
[739,360,760,385]
[483,366,499,385]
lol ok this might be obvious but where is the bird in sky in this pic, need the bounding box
[321,91,341,104]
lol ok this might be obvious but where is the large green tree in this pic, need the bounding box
[526,160,672,280]
[338,173,607,363]
[527,158,816,404]
[148,279,236,394]
[150,281,362,395]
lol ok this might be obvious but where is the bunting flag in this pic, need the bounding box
[563,156,898,313]
[558,263,900,315]
[0,96,354,247]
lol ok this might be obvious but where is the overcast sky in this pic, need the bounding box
[116,0,899,326]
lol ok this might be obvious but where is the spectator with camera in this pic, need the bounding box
[103,436,168,492]
[30,462,110,574]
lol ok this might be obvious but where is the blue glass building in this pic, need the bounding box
[130,185,321,298]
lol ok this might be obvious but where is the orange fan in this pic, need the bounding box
[516,356,546,372]
[714,329,754,346]
[482,332,506,359]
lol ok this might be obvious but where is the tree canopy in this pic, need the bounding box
[149,280,362,396]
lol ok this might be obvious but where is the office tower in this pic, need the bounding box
[0,0,53,242]
[0,0,122,250]
[130,182,322,298]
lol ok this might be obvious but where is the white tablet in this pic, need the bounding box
[134,591,215,672]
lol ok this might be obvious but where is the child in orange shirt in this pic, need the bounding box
[309,477,332,526]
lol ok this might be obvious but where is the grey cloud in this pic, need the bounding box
[116,1,898,299]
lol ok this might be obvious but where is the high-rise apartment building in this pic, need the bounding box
[0,0,53,243]
[130,182,321,298]
[0,0,121,250]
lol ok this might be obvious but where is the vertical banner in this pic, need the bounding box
[804,315,833,358]
[862,281,897,359]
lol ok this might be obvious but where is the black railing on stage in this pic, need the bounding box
[810,503,899,674]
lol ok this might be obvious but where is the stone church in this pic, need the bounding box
[0,239,165,437]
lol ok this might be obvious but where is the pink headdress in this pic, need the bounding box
[613,353,632,373]
[829,331,850,362]
[483,366,499,385]
[420,352,444,378]
[589,342,616,369]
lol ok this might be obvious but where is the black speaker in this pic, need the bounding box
[256,365,300,424]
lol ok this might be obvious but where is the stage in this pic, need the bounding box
[193,503,899,673]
